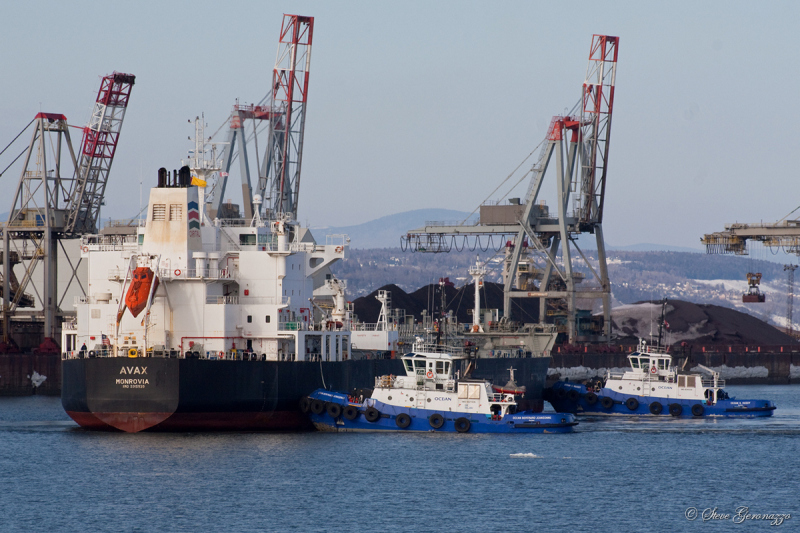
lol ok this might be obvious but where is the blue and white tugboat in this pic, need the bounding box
[302,340,576,433]
[545,340,776,418]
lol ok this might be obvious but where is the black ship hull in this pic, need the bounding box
[62,356,550,432]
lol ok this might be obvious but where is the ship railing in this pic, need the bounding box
[410,341,465,355]
[351,323,398,332]
[81,234,140,249]
[62,348,115,360]
[278,321,310,331]
[240,295,290,305]
[606,371,625,380]
[162,268,233,280]
[488,393,514,403]
[702,377,726,388]
[205,295,239,304]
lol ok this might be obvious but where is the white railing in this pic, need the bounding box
[205,296,239,304]
[162,268,232,280]
[241,296,290,305]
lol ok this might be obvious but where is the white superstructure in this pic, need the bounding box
[369,340,518,416]
[64,168,351,362]
[603,340,727,403]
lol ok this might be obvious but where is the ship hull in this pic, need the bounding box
[62,356,550,432]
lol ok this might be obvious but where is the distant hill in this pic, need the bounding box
[311,208,477,249]
[313,208,704,252]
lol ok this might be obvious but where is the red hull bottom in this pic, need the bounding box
[66,410,312,432]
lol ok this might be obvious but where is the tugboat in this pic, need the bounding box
[545,340,776,418]
[302,339,577,433]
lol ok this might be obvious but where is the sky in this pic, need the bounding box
[2,1,799,249]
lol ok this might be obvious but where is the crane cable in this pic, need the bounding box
[0,118,36,178]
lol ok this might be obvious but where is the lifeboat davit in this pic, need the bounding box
[125,267,159,318]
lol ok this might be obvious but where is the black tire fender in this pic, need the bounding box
[343,405,359,421]
[584,392,598,405]
[429,413,445,429]
[555,388,567,400]
[310,399,325,415]
[567,389,580,402]
[395,413,412,429]
[669,403,683,417]
[299,397,311,413]
[326,402,342,419]
[600,396,614,409]
[691,404,705,417]
[649,402,663,415]
[365,407,381,423]
[625,397,639,411]
[455,417,471,433]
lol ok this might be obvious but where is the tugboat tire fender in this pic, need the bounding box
[455,417,471,433]
[625,397,639,411]
[567,389,580,402]
[429,413,445,429]
[649,402,663,415]
[600,396,614,409]
[584,392,598,405]
[365,407,381,423]
[299,397,311,413]
[326,402,342,419]
[343,405,359,420]
[555,388,567,400]
[669,403,683,417]
[310,399,325,415]
[395,413,412,429]
[691,404,704,417]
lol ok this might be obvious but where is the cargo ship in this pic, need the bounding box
[61,163,552,432]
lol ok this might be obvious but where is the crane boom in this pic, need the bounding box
[65,72,135,234]
[267,14,313,219]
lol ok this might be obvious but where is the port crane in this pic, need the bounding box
[211,14,313,222]
[0,72,134,351]
[402,35,619,343]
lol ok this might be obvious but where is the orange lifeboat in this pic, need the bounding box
[125,267,159,318]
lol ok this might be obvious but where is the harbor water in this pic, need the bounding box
[1,385,798,532]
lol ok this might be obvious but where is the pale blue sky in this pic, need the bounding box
[2,1,799,248]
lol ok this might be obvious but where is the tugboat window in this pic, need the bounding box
[247,315,252,323]
[658,359,666,370]
[403,360,413,373]
[436,361,445,374]
[265,316,270,323]
[631,359,640,369]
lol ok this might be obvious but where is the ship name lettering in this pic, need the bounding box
[434,397,452,401]
[119,366,147,375]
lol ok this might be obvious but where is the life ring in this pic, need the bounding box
[335,246,343,253]
[395,413,412,429]
[174,269,181,277]
[650,365,657,374]
[219,351,224,359]
[429,413,445,429]
[81,246,88,253]
[127,348,137,358]
[426,370,434,379]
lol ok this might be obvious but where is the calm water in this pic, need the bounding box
[1,386,798,532]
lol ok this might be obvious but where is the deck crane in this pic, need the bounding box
[213,14,313,221]
[402,35,619,343]
[1,72,134,351]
